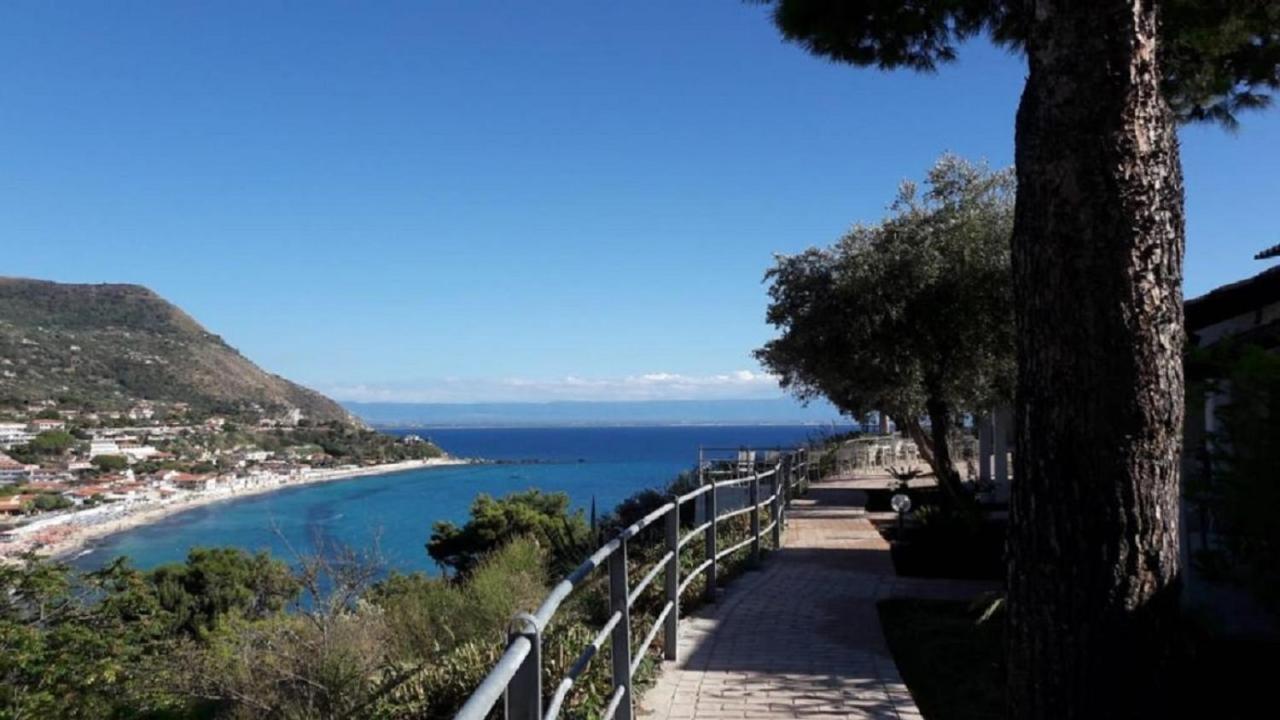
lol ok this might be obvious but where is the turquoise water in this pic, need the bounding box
[74,425,841,572]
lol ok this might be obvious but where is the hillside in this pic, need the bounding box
[0,277,355,424]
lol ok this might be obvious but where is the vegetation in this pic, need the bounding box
[0,277,354,424]
[878,599,1005,720]
[879,597,1280,720]
[6,430,77,464]
[0,542,540,720]
[753,1,1280,129]
[756,155,1013,503]
[428,489,590,576]
[272,423,444,465]
[750,4,1278,716]
[91,454,129,472]
[1187,343,1280,614]
[27,430,75,455]
[28,494,73,512]
[146,548,302,639]
[889,506,1005,582]
[0,549,302,719]
[0,465,781,719]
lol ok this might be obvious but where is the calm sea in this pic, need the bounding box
[73,425,843,573]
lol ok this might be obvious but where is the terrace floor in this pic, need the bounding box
[639,474,996,720]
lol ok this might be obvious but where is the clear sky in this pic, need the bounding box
[3,1,1277,403]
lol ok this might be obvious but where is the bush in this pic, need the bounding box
[147,547,300,638]
[1,557,190,718]
[371,537,547,661]
[91,454,129,472]
[1192,346,1280,613]
[890,506,1006,581]
[29,430,75,455]
[428,490,590,577]
[178,606,392,719]
[31,493,72,512]
[878,598,1005,720]
[365,538,550,718]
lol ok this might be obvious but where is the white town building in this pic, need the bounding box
[89,438,122,458]
[0,423,34,450]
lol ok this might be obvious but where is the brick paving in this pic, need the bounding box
[639,475,997,720]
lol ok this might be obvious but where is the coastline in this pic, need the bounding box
[1,457,470,563]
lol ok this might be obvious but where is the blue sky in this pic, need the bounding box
[3,1,1277,403]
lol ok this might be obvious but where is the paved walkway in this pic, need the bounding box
[640,475,996,720]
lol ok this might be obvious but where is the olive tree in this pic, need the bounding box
[756,155,1014,503]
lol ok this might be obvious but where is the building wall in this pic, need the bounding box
[1193,299,1280,345]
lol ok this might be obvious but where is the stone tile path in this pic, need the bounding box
[639,476,997,720]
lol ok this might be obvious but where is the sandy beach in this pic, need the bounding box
[0,457,470,563]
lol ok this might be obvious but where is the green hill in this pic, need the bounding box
[0,277,355,424]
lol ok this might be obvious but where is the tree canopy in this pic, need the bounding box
[1187,343,1280,613]
[90,454,128,472]
[427,489,590,576]
[754,0,1280,128]
[28,430,74,455]
[147,547,300,638]
[755,155,1014,492]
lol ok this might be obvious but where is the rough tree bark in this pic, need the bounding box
[1007,1,1186,718]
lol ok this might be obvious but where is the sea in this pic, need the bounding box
[72,425,845,573]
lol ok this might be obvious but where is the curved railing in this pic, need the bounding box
[454,448,812,720]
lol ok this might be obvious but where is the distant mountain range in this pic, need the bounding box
[0,277,354,424]
[344,398,855,427]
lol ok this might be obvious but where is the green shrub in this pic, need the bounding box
[29,430,75,455]
[428,490,590,577]
[1193,345,1280,613]
[91,454,129,472]
[369,638,506,719]
[371,537,548,661]
[0,466,802,719]
[31,493,72,512]
[178,606,392,719]
[147,547,300,638]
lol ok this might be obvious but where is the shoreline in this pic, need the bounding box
[1,457,470,563]
[372,421,860,430]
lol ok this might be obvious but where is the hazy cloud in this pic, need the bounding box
[318,369,785,403]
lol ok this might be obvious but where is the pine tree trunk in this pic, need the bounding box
[1007,1,1185,718]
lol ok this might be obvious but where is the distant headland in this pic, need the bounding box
[343,398,854,428]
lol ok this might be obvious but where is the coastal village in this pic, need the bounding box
[0,399,455,559]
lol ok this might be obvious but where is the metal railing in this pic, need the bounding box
[831,435,921,476]
[454,447,813,720]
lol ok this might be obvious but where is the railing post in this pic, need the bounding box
[771,467,783,549]
[704,478,717,603]
[663,504,679,661]
[749,470,760,565]
[609,541,634,720]
[505,613,542,720]
[778,448,788,509]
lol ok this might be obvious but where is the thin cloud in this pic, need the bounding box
[319,370,784,403]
